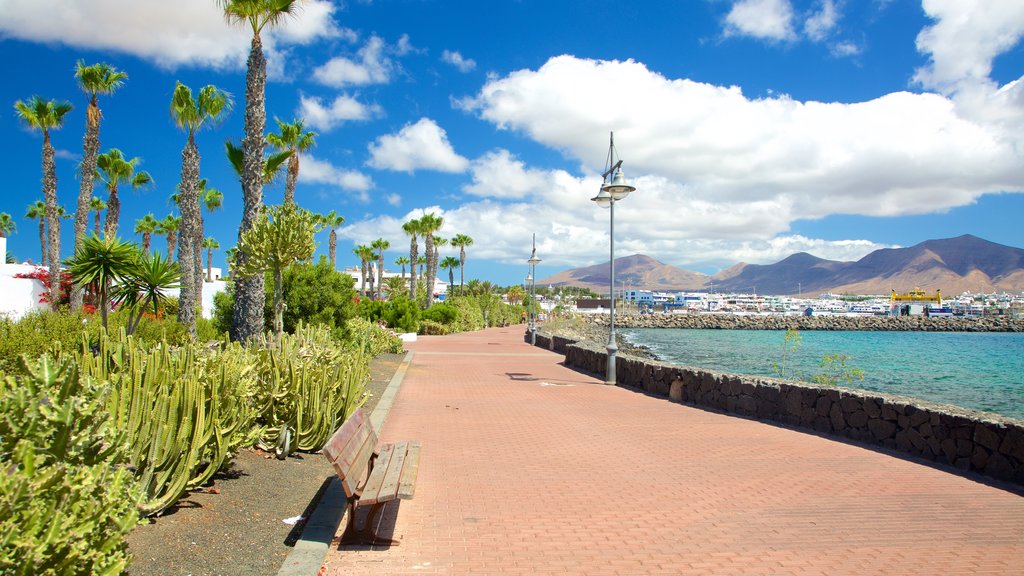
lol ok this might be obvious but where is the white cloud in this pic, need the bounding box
[297,94,381,132]
[301,155,374,201]
[913,0,1024,95]
[385,193,402,207]
[442,50,476,73]
[724,0,796,42]
[313,35,395,87]
[366,118,470,173]
[462,55,1024,228]
[0,0,340,71]
[804,0,839,42]
[463,149,552,199]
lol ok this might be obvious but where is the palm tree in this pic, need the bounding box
[430,234,448,305]
[134,213,160,254]
[225,140,292,185]
[218,0,299,343]
[266,117,316,205]
[89,196,106,235]
[417,255,427,278]
[440,256,460,289]
[25,201,47,265]
[0,213,15,238]
[157,215,180,261]
[65,234,139,329]
[320,210,344,268]
[353,244,373,297]
[394,256,410,278]
[95,148,153,239]
[14,95,73,309]
[202,237,220,282]
[402,218,422,302]
[371,238,390,300]
[450,233,474,290]
[72,61,127,310]
[171,82,233,334]
[197,181,224,288]
[417,213,443,306]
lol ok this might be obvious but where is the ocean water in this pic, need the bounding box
[620,328,1024,420]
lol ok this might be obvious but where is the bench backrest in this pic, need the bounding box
[322,408,378,499]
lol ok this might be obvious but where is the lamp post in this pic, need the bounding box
[527,234,541,345]
[591,132,636,385]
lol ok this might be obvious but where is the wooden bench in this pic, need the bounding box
[322,408,421,546]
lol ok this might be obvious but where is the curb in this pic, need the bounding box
[275,349,415,576]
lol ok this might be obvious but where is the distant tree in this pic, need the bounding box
[25,201,47,265]
[402,218,422,302]
[89,196,106,236]
[0,212,15,238]
[353,244,374,297]
[73,60,128,310]
[394,255,410,278]
[440,256,460,288]
[14,95,73,309]
[95,148,153,238]
[417,213,444,306]
[233,203,317,339]
[266,117,316,205]
[157,214,180,261]
[320,210,344,268]
[134,213,159,254]
[202,236,220,282]
[371,238,390,300]
[450,233,473,289]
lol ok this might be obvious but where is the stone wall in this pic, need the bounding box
[528,330,1024,487]
[595,313,1024,332]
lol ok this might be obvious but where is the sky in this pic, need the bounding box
[2,0,1023,287]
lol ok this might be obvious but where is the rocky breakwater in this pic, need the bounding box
[530,323,1024,488]
[593,313,1024,332]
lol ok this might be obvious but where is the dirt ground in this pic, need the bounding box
[125,352,406,576]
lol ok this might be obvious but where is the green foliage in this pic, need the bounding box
[212,259,356,340]
[810,354,866,387]
[0,310,101,374]
[347,317,404,355]
[418,319,450,336]
[420,302,458,325]
[0,355,139,575]
[65,234,140,328]
[772,328,803,380]
[357,297,419,334]
[253,325,368,458]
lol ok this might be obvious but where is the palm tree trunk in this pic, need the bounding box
[359,260,367,296]
[177,138,200,337]
[232,35,268,343]
[424,235,434,306]
[43,136,61,310]
[167,233,176,261]
[329,229,337,268]
[37,219,46,267]
[72,100,101,310]
[207,247,214,282]
[142,232,151,254]
[194,203,204,302]
[460,249,466,288]
[284,154,298,205]
[103,186,120,239]
[94,211,101,236]
[409,237,418,302]
[376,253,384,300]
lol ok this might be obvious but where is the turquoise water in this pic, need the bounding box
[621,328,1024,420]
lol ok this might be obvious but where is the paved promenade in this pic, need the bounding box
[321,326,1024,576]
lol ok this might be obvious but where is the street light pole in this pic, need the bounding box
[591,132,636,385]
[527,234,541,346]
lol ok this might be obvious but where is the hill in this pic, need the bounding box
[537,254,707,294]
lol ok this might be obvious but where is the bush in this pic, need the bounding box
[420,302,458,325]
[0,310,101,373]
[348,317,404,355]
[0,356,140,574]
[356,297,419,334]
[212,258,357,341]
[418,319,450,336]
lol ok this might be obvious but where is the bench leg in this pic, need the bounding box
[339,501,400,547]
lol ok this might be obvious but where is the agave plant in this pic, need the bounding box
[113,251,181,335]
[65,234,140,329]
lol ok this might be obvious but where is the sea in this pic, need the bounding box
[620,328,1024,420]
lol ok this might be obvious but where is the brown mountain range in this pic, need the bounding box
[537,235,1024,295]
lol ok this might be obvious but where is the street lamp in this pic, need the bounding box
[527,234,541,345]
[591,131,636,385]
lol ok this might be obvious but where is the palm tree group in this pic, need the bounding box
[95,148,152,239]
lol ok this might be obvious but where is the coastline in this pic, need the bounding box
[588,312,1024,332]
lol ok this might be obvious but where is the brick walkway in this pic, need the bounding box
[321,326,1024,576]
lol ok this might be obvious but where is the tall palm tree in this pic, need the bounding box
[371,238,390,300]
[450,233,474,290]
[95,148,152,238]
[402,218,422,302]
[89,196,106,235]
[72,61,127,310]
[266,117,316,205]
[353,244,373,297]
[430,233,448,305]
[157,214,180,261]
[202,237,220,282]
[320,210,344,268]
[25,200,47,266]
[14,96,73,309]
[170,81,232,334]
[394,256,410,278]
[218,0,299,343]
[0,213,15,239]
[197,181,224,291]
[417,213,443,306]
[440,256,460,289]
[417,255,427,278]
[134,213,159,254]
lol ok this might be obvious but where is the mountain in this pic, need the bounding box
[539,236,1024,296]
[713,235,1024,295]
[537,254,707,294]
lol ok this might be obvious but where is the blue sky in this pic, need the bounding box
[2,0,1023,286]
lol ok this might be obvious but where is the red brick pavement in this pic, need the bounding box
[321,326,1024,576]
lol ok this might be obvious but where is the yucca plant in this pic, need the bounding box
[112,251,181,335]
[65,234,140,329]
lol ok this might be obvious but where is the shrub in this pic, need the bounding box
[418,319,450,336]
[420,302,458,325]
[0,356,140,574]
[357,297,419,334]
[348,317,404,355]
[0,310,101,373]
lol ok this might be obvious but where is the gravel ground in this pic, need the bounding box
[125,352,407,576]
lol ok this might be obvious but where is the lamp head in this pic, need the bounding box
[602,169,635,200]
[591,186,612,208]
